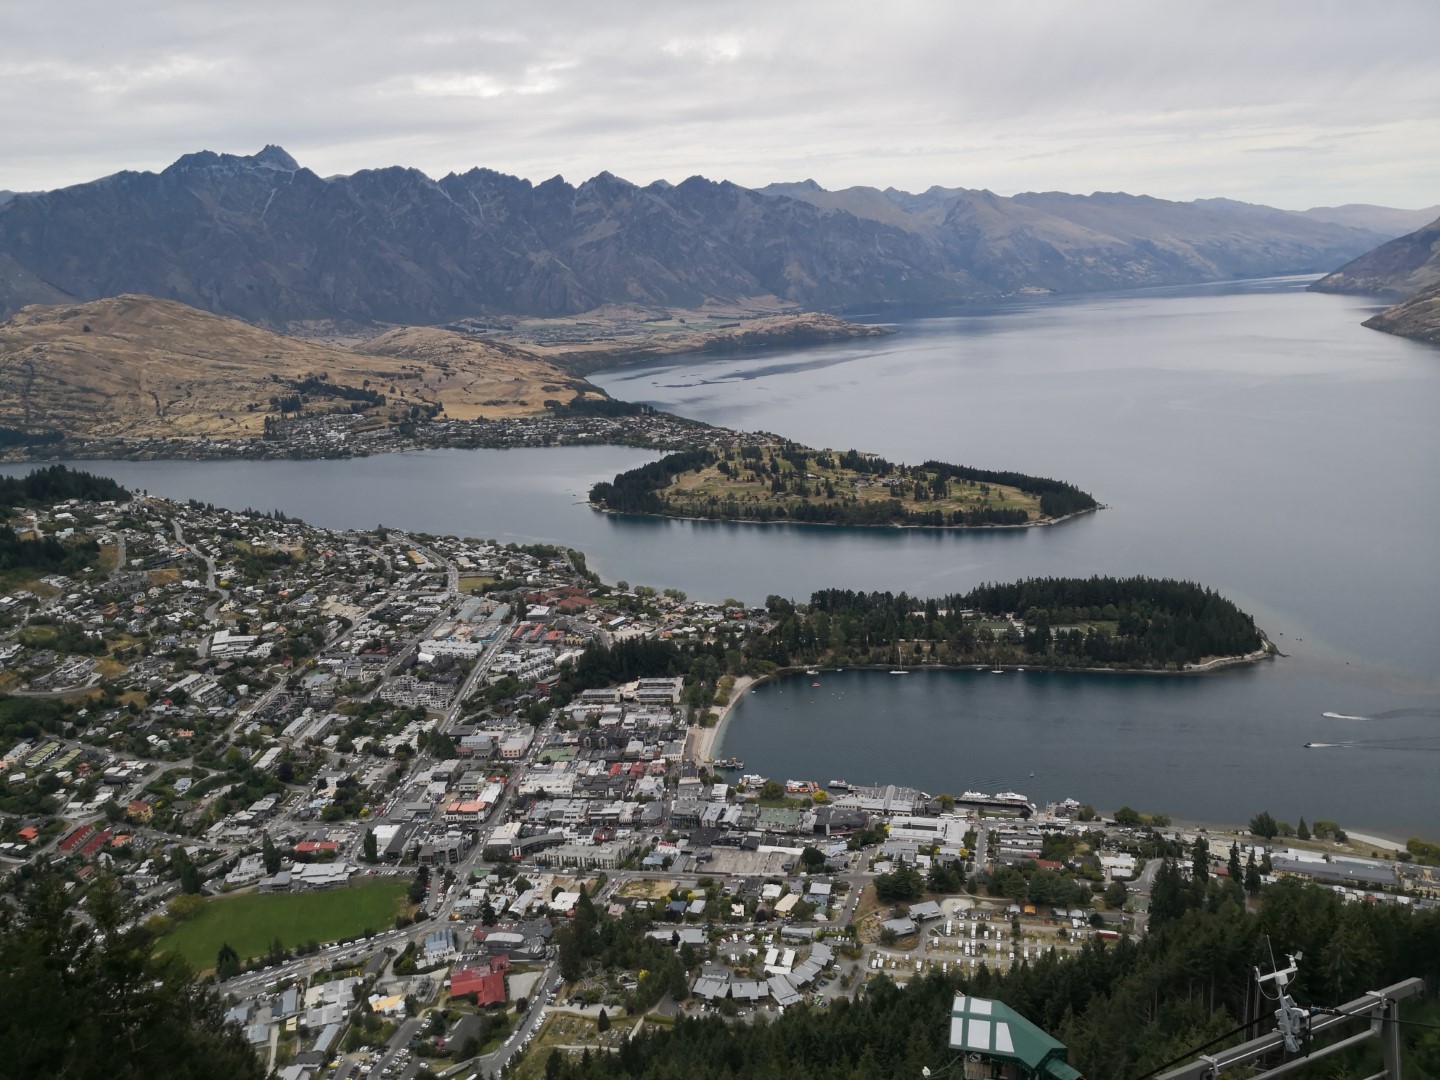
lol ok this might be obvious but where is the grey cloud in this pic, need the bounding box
[1,0,1437,209]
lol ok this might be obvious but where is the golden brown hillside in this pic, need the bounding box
[0,295,597,440]
[355,326,596,420]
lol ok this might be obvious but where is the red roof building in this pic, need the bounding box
[449,955,509,1005]
[58,824,95,853]
[293,840,340,858]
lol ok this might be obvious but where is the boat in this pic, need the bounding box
[827,779,852,791]
[714,756,745,770]
[811,681,821,687]
[990,668,1004,674]
[804,668,820,676]
[889,669,909,675]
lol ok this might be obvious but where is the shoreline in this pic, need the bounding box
[690,668,1418,848]
[690,674,755,764]
[590,503,1103,531]
[690,645,1276,771]
[1160,815,1409,853]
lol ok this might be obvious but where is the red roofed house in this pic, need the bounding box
[449,955,509,1006]
[16,825,39,843]
[293,840,340,860]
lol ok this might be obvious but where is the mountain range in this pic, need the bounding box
[0,146,1410,329]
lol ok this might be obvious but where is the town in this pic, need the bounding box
[2,483,1435,1080]
[0,402,723,464]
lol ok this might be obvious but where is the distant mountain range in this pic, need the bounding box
[0,146,1413,328]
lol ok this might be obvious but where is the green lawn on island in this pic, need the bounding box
[157,878,410,971]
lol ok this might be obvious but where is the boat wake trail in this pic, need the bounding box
[1370,707,1440,720]
[1322,712,1370,721]
[1305,736,1440,752]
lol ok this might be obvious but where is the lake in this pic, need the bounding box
[7,277,1439,835]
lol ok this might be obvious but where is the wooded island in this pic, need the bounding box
[589,443,1098,527]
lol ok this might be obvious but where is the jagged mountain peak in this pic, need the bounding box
[163,145,300,175]
[252,144,300,171]
[0,147,1404,325]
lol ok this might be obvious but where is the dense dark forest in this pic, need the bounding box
[589,449,716,515]
[0,465,129,512]
[0,878,266,1079]
[543,880,1440,1080]
[751,577,1264,669]
[588,446,1096,526]
[0,525,103,577]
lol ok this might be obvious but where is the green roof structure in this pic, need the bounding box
[948,995,1085,1079]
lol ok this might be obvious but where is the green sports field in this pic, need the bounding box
[157,878,409,971]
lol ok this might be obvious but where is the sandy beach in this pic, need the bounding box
[688,674,756,764]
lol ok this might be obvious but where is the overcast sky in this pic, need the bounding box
[3,1,1437,209]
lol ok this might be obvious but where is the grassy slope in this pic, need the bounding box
[663,449,1041,520]
[157,878,409,970]
[0,295,603,440]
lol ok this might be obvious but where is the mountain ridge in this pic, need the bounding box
[1309,214,1440,298]
[0,145,1408,328]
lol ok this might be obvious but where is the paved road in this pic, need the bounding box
[171,518,228,622]
[473,959,559,1079]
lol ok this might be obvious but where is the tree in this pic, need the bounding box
[927,860,965,894]
[760,779,785,801]
[262,832,281,876]
[1103,880,1128,908]
[0,875,265,1078]
[799,846,827,873]
[1190,836,1209,883]
[1249,811,1279,839]
[1227,841,1243,884]
[173,848,203,894]
[363,828,379,864]
[1244,851,1262,896]
[596,1008,610,1033]
[1321,905,1380,1000]
[1296,817,1311,841]
[215,942,241,981]
[874,865,925,902]
[1148,859,1190,928]
[1113,806,1142,826]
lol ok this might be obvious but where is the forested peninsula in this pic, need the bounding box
[589,443,1098,527]
[751,577,1269,672]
